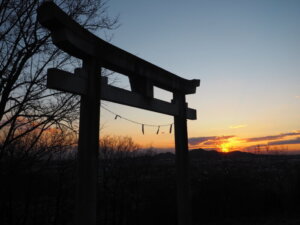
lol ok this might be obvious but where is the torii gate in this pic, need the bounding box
[37,2,200,225]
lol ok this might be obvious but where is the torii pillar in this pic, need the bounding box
[174,93,191,225]
[76,60,101,225]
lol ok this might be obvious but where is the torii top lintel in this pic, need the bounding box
[37,2,200,95]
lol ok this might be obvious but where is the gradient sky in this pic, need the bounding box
[97,0,300,153]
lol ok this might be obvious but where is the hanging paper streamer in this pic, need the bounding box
[101,105,173,135]
[156,126,160,135]
[169,124,173,134]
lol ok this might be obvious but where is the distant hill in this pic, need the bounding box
[225,150,255,158]
[154,152,174,160]
[190,148,255,159]
[153,149,256,162]
[189,148,221,159]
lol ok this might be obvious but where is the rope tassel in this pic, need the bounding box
[101,106,173,135]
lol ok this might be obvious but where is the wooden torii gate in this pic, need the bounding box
[37,2,200,225]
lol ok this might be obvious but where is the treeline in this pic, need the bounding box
[0,135,176,225]
[2,138,300,225]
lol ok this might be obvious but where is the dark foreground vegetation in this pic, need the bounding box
[1,140,300,225]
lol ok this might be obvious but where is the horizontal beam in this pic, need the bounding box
[47,69,197,120]
[47,68,86,95]
[101,84,197,120]
[37,2,200,95]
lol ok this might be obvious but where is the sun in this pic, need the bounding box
[220,142,231,153]
[219,137,242,153]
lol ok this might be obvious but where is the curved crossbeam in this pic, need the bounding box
[37,1,200,95]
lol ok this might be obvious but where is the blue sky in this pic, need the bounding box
[98,0,300,151]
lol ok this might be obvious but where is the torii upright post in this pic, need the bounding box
[76,59,101,225]
[174,93,191,225]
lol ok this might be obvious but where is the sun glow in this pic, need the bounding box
[219,137,242,153]
[220,142,231,153]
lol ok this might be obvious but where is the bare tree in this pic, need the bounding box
[0,0,119,154]
[99,135,145,225]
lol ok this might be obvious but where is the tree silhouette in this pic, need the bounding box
[0,0,118,154]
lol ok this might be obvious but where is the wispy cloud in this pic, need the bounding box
[243,136,300,152]
[244,131,300,143]
[189,135,234,146]
[229,124,248,129]
[268,137,300,146]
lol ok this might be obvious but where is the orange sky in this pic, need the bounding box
[97,1,300,155]
[188,131,300,154]
[100,101,300,154]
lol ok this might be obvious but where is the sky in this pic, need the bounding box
[97,0,300,153]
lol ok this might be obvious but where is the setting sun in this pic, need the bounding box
[220,142,231,153]
[219,137,242,153]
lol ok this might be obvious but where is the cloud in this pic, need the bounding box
[244,131,300,142]
[188,135,234,146]
[268,137,300,146]
[229,124,248,129]
[243,136,300,152]
[296,96,300,99]
[188,136,215,145]
[204,141,218,145]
